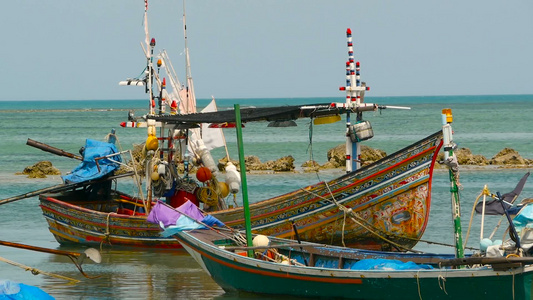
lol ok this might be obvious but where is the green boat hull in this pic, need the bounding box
[176,230,533,299]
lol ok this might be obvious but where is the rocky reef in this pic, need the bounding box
[21,145,531,178]
[17,161,61,178]
[217,155,296,173]
[315,144,532,171]
[435,147,532,168]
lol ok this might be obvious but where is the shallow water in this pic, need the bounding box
[1,168,532,299]
[0,96,532,298]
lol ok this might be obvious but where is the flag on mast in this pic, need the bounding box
[201,98,225,150]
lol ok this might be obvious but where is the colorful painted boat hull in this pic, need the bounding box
[39,191,177,248]
[175,229,533,300]
[39,131,442,250]
[214,130,443,250]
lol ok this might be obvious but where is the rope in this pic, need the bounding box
[196,184,219,207]
[300,185,422,253]
[464,191,484,248]
[0,255,80,283]
[128,150,145,206]
[437,276,446,293]
[100,212,113,251]
[197,187,218,207]
[232,194,239,208]
[416,270,423,300]
[299,183,477,251]
[341,209,347,247]
[104,132,123,153]
[304,151,419,251]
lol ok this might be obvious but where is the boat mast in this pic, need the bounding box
[182,0,195,114]
[441,108,464,259]
[341,28,370,172]
[143,0,156,116]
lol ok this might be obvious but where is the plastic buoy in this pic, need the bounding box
[196,166,212,183]
[225,162,241,194]
[252,235,270,248]
[145,135,158,151]
[218,182,229,198]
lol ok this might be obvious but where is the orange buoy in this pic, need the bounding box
[196,166,212,182]
[218,182,229,198]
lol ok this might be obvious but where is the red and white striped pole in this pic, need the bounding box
[340,28,371,172]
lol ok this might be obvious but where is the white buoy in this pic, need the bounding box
[225,162,241,194]
[252,235,269,248]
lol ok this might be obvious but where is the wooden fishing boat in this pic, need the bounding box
[38,129,442,249]
[173,227,533,300]
[31,20,445,251]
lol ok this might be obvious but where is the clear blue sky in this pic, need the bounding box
[2,0,532,101]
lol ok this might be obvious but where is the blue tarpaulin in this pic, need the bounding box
[0,280,54,300]
[513,204,533,233]
[62,139,121,184]
[347,258,433,270]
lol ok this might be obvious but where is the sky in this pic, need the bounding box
[1,0,532,101]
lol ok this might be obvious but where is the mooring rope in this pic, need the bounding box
[0,256,80,283]
[300,181,477,251]
[341,209,347,247]
[100,212,113,251]
[300,184,421,253]
[463,191,484,248]
[416,270,423,300]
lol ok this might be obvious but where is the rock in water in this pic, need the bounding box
[19,161,61,178]
[490,148,529,166]
[326,144,387,168]
[270,156,295,172]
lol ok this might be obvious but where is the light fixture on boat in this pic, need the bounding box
[349,120,374,142]
[442,108,453,123]
[150,38,156,47]
[267,120,297,127]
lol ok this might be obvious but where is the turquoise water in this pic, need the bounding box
[0,95,532,299]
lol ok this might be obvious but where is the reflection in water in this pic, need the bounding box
[42,248,224,299]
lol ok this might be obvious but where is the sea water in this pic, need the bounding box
[0,95,532,299]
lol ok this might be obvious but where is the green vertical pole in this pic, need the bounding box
[449,166,464,259]
[234,104,254,257]
[442,109,464,259]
